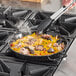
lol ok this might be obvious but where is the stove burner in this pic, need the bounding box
[0,60,10,76]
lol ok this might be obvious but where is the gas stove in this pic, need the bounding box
[0,6,76,76]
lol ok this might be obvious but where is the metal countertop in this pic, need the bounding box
[54,39,76,76]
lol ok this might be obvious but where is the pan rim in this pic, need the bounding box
[8,33,68,57]
[9,42,67,57]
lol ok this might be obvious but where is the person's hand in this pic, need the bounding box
[70,2,76,9]
[62,0,73,6]
[62,0,76,9]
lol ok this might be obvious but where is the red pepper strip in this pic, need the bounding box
[43,50,46,53]
[35,54,37,56]
[40,53,42,55]
[10,44,13,47]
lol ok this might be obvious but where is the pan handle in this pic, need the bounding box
[37,1,74,33]
[50,0,74,23]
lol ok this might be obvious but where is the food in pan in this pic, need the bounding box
[10,33,65,56]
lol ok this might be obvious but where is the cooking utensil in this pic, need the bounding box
[9,31,68,62]
[37,1,74,33]
[8,0,74,61]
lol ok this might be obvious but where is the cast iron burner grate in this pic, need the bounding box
[0,6,76,76]
[0,6,32,30]
[0,52,67,76]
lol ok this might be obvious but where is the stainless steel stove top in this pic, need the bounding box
[0,6,76,76]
